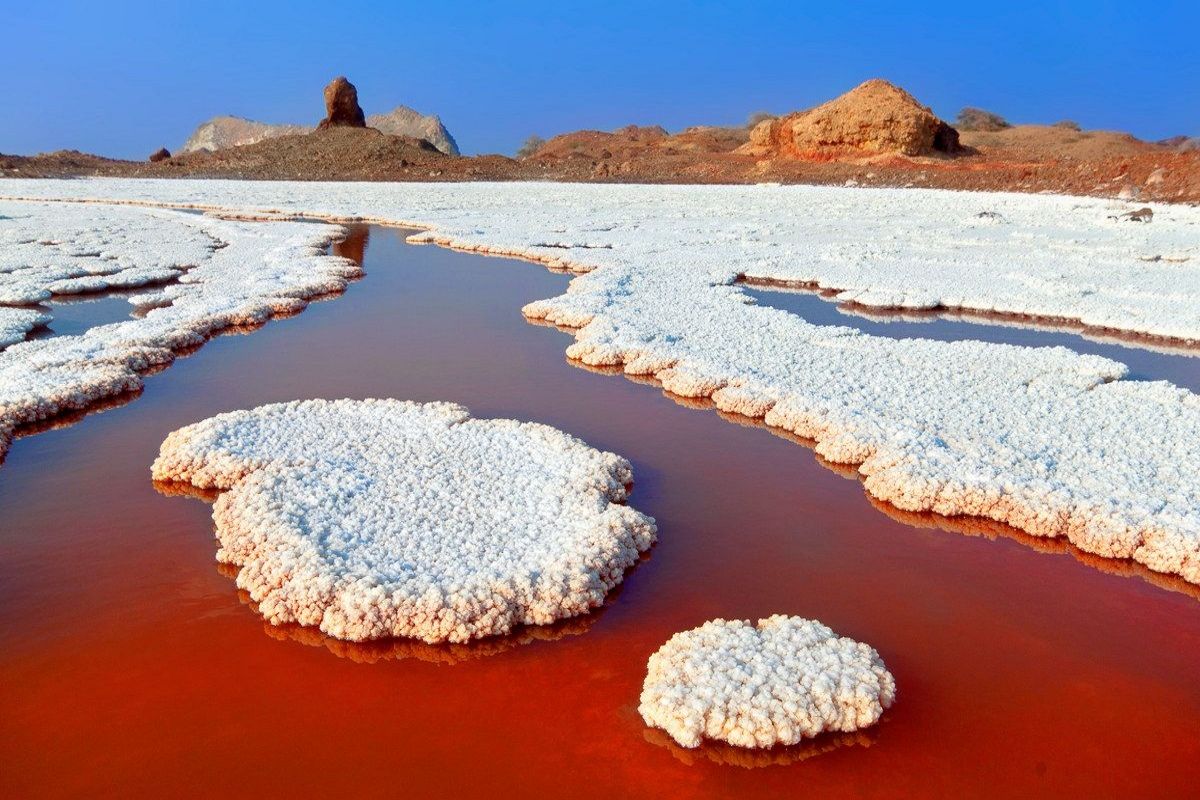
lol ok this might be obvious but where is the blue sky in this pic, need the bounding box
[3,0,1197,158]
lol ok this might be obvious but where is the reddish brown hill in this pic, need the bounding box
[741,79,961,159]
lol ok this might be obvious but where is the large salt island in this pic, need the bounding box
[151,398,657,643]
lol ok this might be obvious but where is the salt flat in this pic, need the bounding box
[0,180,1197,585]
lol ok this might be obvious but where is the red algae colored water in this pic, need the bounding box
[2,226,1199,798]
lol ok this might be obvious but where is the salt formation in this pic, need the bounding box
[0,307,49,348]
[0,200,356,459]
[640,616,895,749]
[0,199,213,304]
[2,180,1200,586]
[151,399,656,643]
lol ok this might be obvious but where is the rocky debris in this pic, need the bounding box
[366,106,458,155]
[180,116,309,154]
[318,76,366,129]
[533,124,746,164]
[1110,207,1154,222]
[740,79,963,159]
[956,107,1011,132]
[148,147,171,163]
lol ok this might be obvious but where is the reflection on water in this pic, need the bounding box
[27,293,138,340]
[1,224,1198,798]
[259,604,602,666]
[642,727,878,770]
[742,280,1200,392]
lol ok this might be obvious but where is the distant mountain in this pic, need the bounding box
[366,107,458,156]
[180,106,459,156]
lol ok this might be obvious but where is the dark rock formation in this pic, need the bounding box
[148,147,171,163]
[318,76,366,129]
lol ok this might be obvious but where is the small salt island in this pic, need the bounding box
[152,398,657,643]
[640,616,895,749]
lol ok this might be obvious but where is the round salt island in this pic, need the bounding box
[152,398,656,643]
[639,616,895,749]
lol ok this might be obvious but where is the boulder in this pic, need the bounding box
[318,76,366,129]
[740,79,963,158]
[148,147,171,163]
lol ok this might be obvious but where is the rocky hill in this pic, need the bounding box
[180,116,309,153]
[740,79,961,158]
[367,107,458,155]
[6,76,1196,203]
[180,105,458,156]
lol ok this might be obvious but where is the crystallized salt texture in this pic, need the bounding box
[639,615,895,749]
[3,181,1199,587]
[0,307,49,349]
[0,200,357,459]
[151,398,657,643]
[0,199,215,303]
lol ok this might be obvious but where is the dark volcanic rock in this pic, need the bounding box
[318,76,366,129]
[148,147,171,163]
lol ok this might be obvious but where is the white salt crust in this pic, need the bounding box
[0,307,49,348]
[151,399,657,643]
[0,200,356,457]
[2,180,1199,585]
[639,616,895,749]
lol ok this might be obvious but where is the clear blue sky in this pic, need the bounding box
[3,0,1197,158]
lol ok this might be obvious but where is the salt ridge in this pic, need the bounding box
[0,200,356,457]
[151,398,657,643]
[1,180,1198,585]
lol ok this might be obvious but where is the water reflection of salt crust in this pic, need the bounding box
[643,727,878,769]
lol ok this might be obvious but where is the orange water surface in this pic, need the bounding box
[2,226,1198,798]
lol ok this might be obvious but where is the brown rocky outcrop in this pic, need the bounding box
[148,147,171,163]
[740,79,963,158]
[318,76,366,129]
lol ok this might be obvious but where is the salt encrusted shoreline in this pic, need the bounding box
[3,179,1198,341]
[2,180,1199,586]
[640,616,895,749]
[152,399,657,643]
[0,201,356,458]
[0,307,49,348]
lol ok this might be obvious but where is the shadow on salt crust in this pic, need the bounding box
[639,616,895,750]
[152,398,657,644]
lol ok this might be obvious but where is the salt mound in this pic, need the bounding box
[152,398,657,643]
[639,616,895,749]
